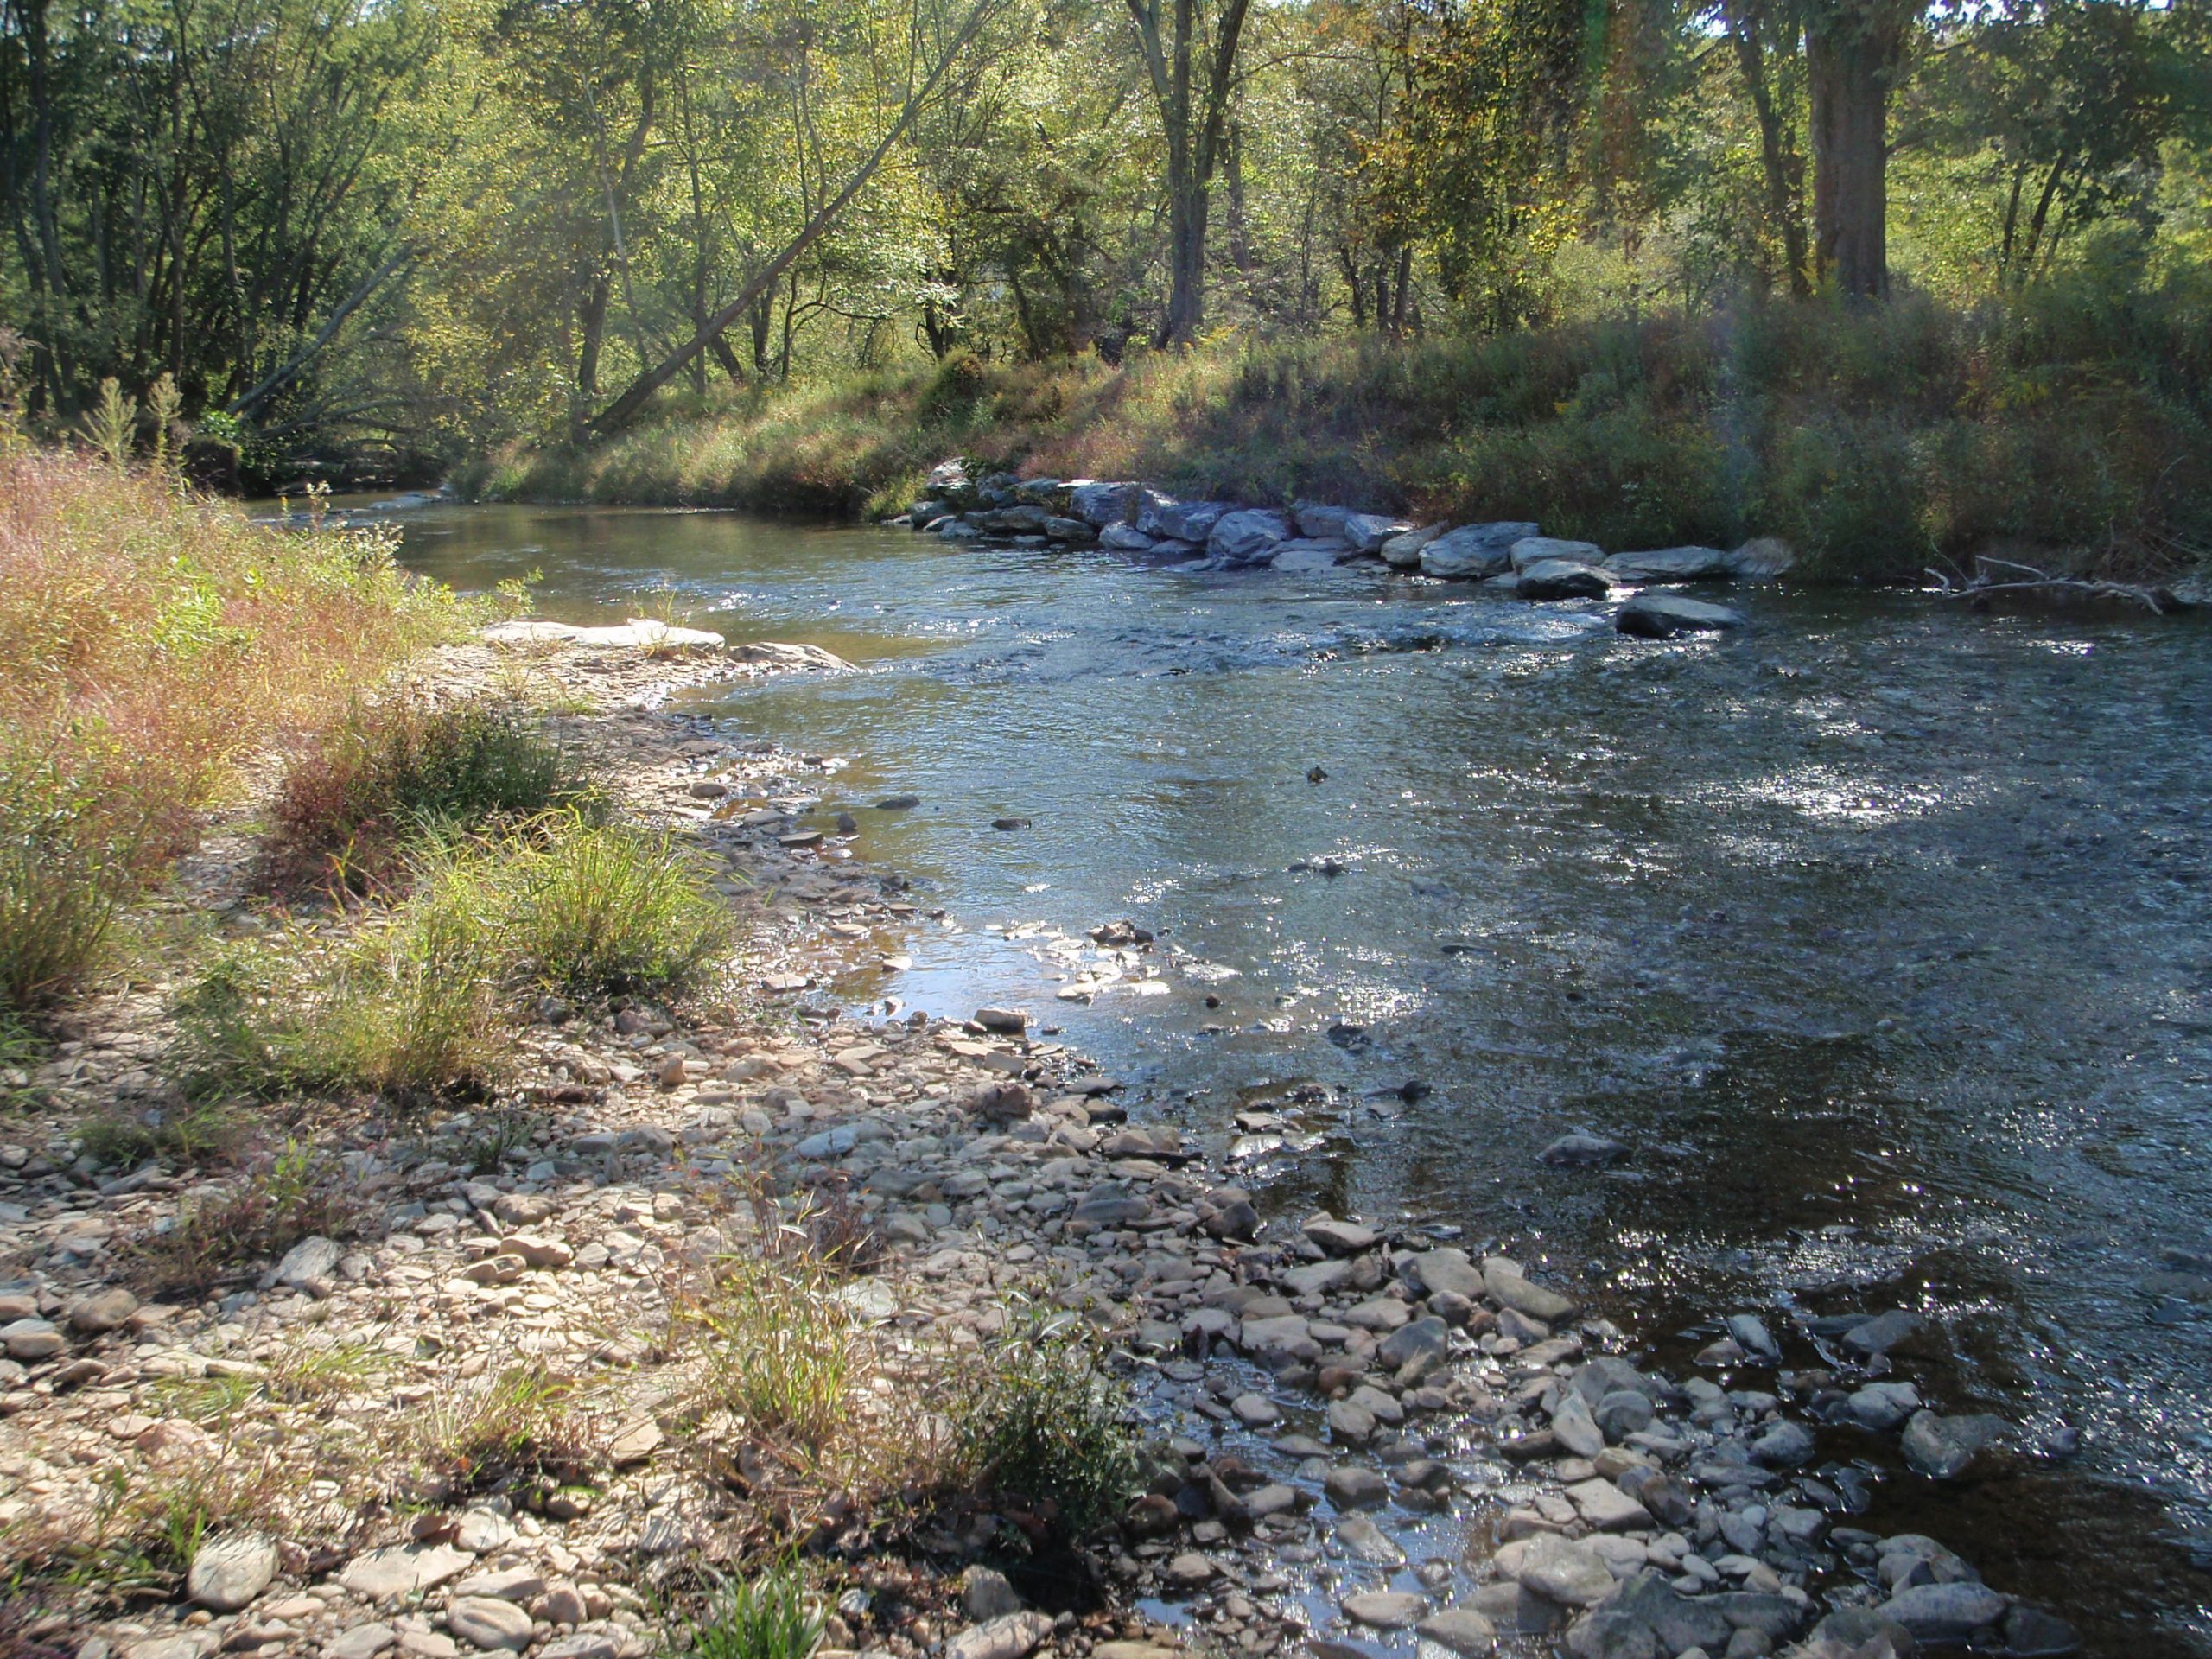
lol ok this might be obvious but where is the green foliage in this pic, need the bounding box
[260,697,590,896]
[955,1311,1139,1545]
[674,1251,861,1449]
[423,1362,595,1491]
[0,744,136,1009]
[683,1566,825,1659]
[181,814,738,1105]
[493,815,740,997]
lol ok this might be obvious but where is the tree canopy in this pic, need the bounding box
[4,0,2208,472]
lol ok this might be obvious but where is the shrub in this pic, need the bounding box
[260,697,588,896]
[684,1566,825,1659]
[673,1251,861,1450]
[174,889,501,1104]
[0,442,482,1013]
[493,814,739,997]
[420,1362,596,1495]
[0,744,142,1009]
[76,1100,248,1170]
[955,1312,1138,1546]
[176,814,735,1105]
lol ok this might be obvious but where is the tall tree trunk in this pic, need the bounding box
[1161,174,1208,346]
[578,270,609,404]
[1806,0,1906,300]
[1125,0,1253,350]
[1726,0,1811,298]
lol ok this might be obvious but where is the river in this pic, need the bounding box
[377,500,2212,1655]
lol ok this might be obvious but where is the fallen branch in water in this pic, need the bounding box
[1925,557,2185,614]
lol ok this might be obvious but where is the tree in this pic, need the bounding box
[1122,0,1254,347]
[1804,0,1921,297]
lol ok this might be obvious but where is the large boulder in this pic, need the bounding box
[1729,536,1796,579]
[1343,512,1414,554]
[1381,522,1448,568]
[1294,504,1357,540]
[1518,560,1611,601]
[1141,495,1235,543]
[1421,522,1537,579]
[1210,508,1293,564]
[1617,594,1745,637]
[1070,481,1140,527]
[1604,545,1734,582]
[1901,1411,2008,1479]
[1877,1583,2010,1645]
[1099,524,1157,552]
[1510,536,1604,572]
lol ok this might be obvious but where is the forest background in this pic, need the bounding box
[7,0,2212,575]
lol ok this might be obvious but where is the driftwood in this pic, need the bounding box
[1926,556,2186,614]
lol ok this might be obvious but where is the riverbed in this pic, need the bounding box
[381,500,2212,1655]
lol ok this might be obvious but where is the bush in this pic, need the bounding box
[955,1313,1138,1546]
[420,1362,596,1495]
[177,814,736,1105]
[0,443,482,1012]
[0,747,133,1008]
[261,697,588,896]
[673,1251,860,1450]
[119,1140,367,1297]
[493,814,740,996]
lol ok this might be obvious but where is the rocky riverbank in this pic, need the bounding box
[1,625,2084,1659]
[891,461,2204,625]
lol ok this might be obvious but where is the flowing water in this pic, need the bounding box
[380,501,2212,1653]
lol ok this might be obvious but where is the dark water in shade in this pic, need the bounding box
[378,501,2212,1654]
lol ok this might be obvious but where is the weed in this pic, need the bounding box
[0,1010,44,1111]
[0,444,485,1014]
[76,1099,249,1170]
[421,1362,596,1494]
[493,814,739,998]
[259,696,588,897]
[174,890,501,1104]
[673,1252,859,1450]
[120,1140,368,1298]
[683,1564,825,1659]
[178,814,734,1107]
[953,1310,1138,1547]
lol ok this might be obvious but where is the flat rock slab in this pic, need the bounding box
[480,618,728,653]
[188,1531,277,1611]
[339,1542,475,1602]
[1343,1591,1428,1629]
[1415,1609,1499,1655]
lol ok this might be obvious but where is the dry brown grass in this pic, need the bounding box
[0,441,481,1006]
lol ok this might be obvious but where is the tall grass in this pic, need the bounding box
[177,814,740,1104]
[473,272,2212,580]
[0,438,480,1007]
[259,696,591,896]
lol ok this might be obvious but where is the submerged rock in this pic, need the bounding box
[1617,594,1747,637]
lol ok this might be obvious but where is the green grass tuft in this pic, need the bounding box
[683,1565,825,1659]
[259,696,591,897]
[954,1310,1139,1547]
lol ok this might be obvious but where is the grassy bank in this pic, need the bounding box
[0,434,485,1010]
[466,276,2212,582]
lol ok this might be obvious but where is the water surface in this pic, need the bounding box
[389,502,2212,1654]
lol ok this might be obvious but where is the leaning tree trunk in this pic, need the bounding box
[1806,1,1905,301]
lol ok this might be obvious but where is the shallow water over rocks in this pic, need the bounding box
[389,502,2212,1655]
